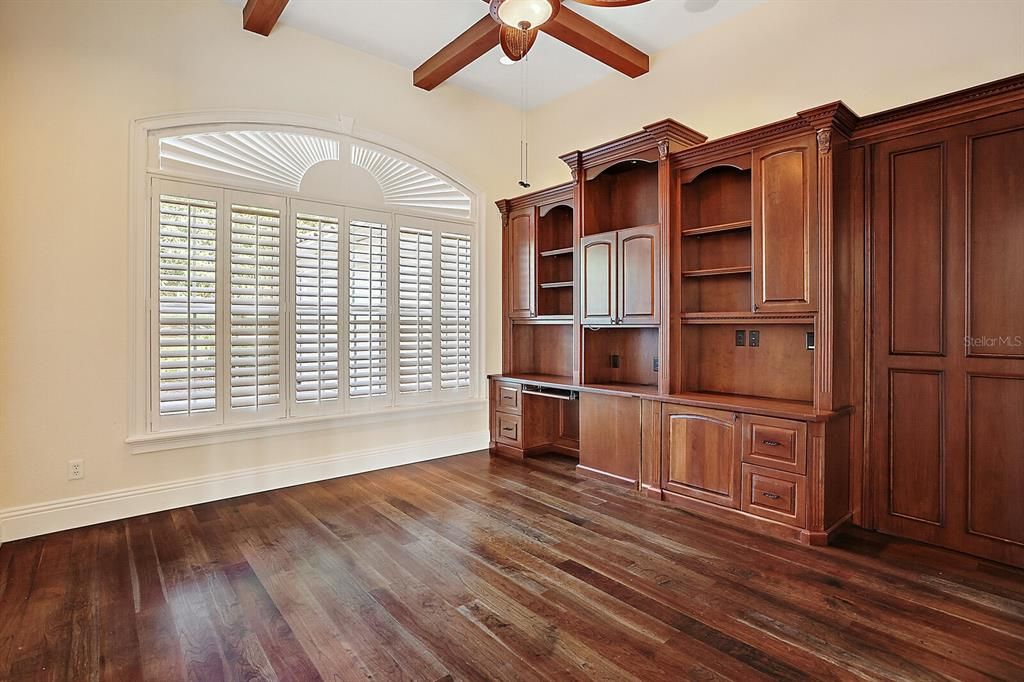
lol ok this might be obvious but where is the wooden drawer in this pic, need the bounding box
[495,382,522,414]
[741,414,806,474]
[741,464,806,528]
[494,412,523,447]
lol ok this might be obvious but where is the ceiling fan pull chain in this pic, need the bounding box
[519,54,531,188]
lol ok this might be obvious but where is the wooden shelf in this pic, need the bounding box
[512,315,573,325]
[682,266,752,278]
[681,312,815,325]
[539,246,575,257]
[539,281,574,289]
[681,220,751,237]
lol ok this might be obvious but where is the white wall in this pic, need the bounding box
[525,0,1024,187]
[0,0,523,535]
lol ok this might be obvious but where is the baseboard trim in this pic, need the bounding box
[0,430,489,544]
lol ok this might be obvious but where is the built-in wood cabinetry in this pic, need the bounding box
[506,206,535,319]
[751,136,817,313]
[490,75,1024,565]
[660,405,741,508]
[580,225,659,325]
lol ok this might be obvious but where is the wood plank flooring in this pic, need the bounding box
[1,451,1022,681]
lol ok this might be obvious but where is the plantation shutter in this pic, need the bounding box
[439,232,472,391]
[398,227,433,395]
[155,182,220,425]
[294,210,341,409]
[348,215,389,400]
[228,196,284,418]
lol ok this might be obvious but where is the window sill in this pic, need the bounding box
[127,399,488,454]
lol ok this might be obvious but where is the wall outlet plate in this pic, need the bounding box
[735,330,746,346]
[653,356,659,372]
[609,353,621,368]
[806,331,815,351]
[68,459,84,480]
[749,330,760,347]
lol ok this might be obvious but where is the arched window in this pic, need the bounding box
[128,114,481,449]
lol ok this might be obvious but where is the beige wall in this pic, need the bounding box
[525,0,1024,187]
[0,0,521,515]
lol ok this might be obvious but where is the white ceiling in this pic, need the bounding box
[261,0,763,108]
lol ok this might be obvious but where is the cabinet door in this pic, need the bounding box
[617,225,659,324]
[580,233,617,325]
[579,393,641,485]
[752,136,817,313]
[507,207,536,318]
[661,405,741,508]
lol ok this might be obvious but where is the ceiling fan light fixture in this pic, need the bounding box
[490,0,558,30]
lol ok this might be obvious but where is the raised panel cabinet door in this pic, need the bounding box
[661,405,741,508]
[578,392,642,485]
[752,135,817,313]
[870,110,1024,568]
[507,207,536,318]
[580,233,617,325]
[617,225,660,324]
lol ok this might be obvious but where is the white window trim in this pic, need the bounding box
[128,111,487,454]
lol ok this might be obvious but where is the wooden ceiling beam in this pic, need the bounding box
[541,5,649,78]
[243,0,290,37]
[414,15,501,91]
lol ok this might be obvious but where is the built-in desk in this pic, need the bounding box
[489,373,853,547]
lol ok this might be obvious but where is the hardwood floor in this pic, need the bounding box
[1,452,1022,681]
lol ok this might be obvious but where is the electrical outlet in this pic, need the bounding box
[609,354,621,369]
[749,330,760,347]
[68,459,84,481]
[806,331,815,351]
[653,356,659,372]
[735,330,746,346]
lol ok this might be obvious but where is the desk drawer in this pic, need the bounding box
[741,414,806,474]
[495,382,522,414]
[494,412,523,447]
[741,464,806,527]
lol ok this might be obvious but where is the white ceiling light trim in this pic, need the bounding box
[351,144,471,218]
[159,130,340,190]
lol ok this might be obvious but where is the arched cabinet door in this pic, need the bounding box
[617,225,660,324]
[507,206,536,318]
[752,136,817,313]
[580,233,617,325]
[661,405,741,508]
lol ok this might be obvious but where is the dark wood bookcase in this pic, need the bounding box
[490,75,1024,565]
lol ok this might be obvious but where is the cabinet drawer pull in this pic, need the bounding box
[761,439,782,447]
[761,491,781,500]
[501,425,515,434]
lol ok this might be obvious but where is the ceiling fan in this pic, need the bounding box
[239,0,651,91]
[413,0,651,91]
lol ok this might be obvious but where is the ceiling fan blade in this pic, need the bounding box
[540,5,648,77]
[569,0,649,5]
[499,25,538,61]
[242,0,290,36]
[414,15,501,91]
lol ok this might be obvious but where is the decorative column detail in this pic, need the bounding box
[657,138,670,160]
[816,128,832,154]
[814,128,835,411]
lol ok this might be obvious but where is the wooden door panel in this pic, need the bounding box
[508,207,536,318]
[967,375,1024,546]
[967,126,1024,357]
[581,234,616,325]
[889,144,945,355]
[887,370,945,525]
[661,405,740,508]
[752,136,816,313]
[871,109,1024,567]
[579,393,641,485]
[617,225,659,324]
